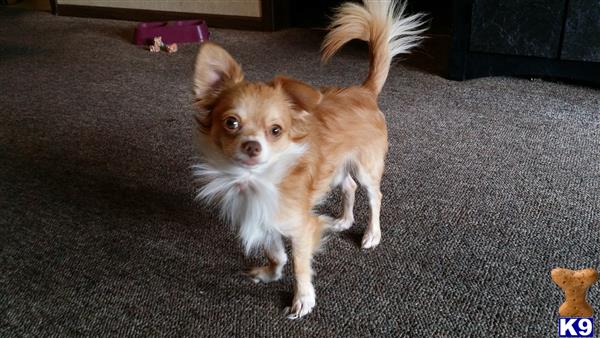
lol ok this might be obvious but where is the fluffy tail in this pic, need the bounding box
[321,0,427,95]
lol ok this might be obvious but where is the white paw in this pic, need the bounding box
[361,229,381,249]
[330,217,353,232]
[285,291,316,319]
[247,266,281,284]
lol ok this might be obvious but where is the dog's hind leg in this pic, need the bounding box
[330,174,357,231]
[356,152,385,249]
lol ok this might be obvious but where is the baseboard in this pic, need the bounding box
[54,3,275,31]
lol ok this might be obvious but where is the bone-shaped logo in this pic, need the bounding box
[551,268,598,317]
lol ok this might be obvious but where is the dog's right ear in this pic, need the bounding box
[193,43,244,109]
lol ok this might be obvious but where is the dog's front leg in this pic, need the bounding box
[248,233,287,283]
[286,217,321,319]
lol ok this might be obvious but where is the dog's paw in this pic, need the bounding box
[247,266,281,284]
[285,292,316,320]
[330,217,354,232]
[361,229,381,249]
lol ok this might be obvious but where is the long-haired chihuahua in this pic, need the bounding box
[192,0,427,319]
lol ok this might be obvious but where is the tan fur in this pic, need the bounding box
[192,0,425,319]
[321,2,390,94]
[321,0,427,95]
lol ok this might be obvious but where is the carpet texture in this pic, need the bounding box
[1,9,599,337]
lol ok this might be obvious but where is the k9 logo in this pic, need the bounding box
[558,318,594,337]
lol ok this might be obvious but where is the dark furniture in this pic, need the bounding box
[52,0,286,31]
[449,0,600,85]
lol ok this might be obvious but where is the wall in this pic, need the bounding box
[56,0,261,17]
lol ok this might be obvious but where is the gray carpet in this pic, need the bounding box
[1,8,599,337]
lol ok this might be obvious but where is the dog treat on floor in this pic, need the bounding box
[166,43,178,53]
[551,267,598,317]
[147,36,177,53]
[150,36,163,51]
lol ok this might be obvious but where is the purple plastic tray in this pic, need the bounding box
[134,19,210,45]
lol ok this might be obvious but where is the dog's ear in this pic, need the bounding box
[193,43,244,108]
[274,76,322,112]
[274,77,321,141]
[193,43,243,133]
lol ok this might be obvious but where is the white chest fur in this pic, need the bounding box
[192,142,306,254]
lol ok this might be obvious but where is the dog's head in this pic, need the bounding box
[193,43,321,170]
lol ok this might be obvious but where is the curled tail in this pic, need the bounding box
[321,0,427,95]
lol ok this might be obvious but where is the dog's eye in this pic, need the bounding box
[271,125,282,137]
[224,117,240,131]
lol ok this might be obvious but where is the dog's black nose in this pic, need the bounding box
[241,141,262,158]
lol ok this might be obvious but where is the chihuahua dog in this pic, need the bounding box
[192,0,426,319]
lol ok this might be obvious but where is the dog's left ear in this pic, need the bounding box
[274,76,322,112]
[274,77,322,141]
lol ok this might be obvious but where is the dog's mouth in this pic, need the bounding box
[236,157,265,168]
